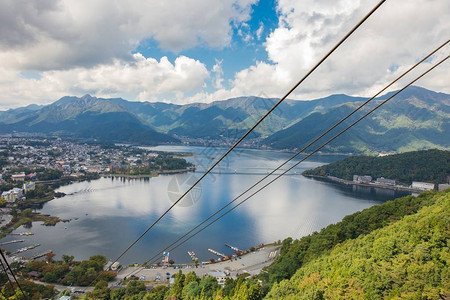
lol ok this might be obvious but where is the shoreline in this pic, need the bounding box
[304,174,425,193]
[104,168,194,179]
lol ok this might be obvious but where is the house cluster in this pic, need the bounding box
[410,181,436,191]
[1,180,36,203]
[353,175,397,186]
[0,137,162,182]
[352,174,445,191]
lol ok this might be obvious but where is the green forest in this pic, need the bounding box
[265,189,449,299]
[302,149,450,184]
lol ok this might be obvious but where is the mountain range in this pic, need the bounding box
[0,86,449,152]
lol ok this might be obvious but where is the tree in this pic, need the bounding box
[184,271,199,286]
[166,270,184,299]
[89,255,107,269]
[43,272,58,283]
[46,252,55,262]
[198,276,219,299]
[182,281,201,299]
[125,280,146,297]
[21,209,33,218]
[143,286,168,300]
[62,254,75,265]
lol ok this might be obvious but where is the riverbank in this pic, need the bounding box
[304,174,425,193]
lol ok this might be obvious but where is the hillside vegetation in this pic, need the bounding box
[302,149,450,184]
[266,189,449,299]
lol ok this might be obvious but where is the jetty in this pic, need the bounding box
[225,244,242,253]
[12,244,40,254]
[208,248,226,258]
[0,240,24,246]
[10,232,33,236]
[32,250,53,260]
[187,251,198,261]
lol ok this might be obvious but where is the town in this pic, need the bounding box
[0,136,194,206]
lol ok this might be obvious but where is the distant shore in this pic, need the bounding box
[103,168,194,179]
[304,174,425,193]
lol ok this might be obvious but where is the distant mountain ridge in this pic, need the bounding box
[0,95,177,145]
[0,86,449,152]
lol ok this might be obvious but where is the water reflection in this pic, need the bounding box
[0,146,410,264]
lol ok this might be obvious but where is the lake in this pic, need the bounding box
[0,146,410,264]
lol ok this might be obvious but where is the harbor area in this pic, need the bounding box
[116,245,280,285]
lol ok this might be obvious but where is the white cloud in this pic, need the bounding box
[0,0,259,108]
[0,0,449,109]
[212,59,224,89]
[256,22,264,40]
[0,0,257,70]
[224,0,450,99]
[0,54,209,109]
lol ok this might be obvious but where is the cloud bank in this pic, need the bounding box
[0,0,448,109]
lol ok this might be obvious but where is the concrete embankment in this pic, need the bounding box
[304,174,424,193]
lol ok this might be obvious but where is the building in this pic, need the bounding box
[11,172,26,181]
[438,183,450,191]
[1,188,24,203]
[353,175,372,183]
[411,181,435,191]
[111,261,120,271]
[376,177,396,186]
[23,182,36,193]
[206,271,228,286]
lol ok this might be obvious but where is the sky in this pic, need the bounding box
[0,0,449,109]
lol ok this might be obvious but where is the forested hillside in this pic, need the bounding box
[266,189,449,299]
[302,149,450,184]
[264,86,450,153]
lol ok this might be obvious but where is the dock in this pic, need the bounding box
[208,248,226,258]
[10,232,33,236]
[12,244,40,255]
[225,244,242,253]
[0,240,24,246]
[31,250,53,260]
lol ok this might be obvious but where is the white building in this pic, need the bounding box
[411,182,435,191]
[353,175,372,183]
[1,188,24,203]
[438,184,450,191]
[376,177,396,186]
[11,172,26,181]
[207,271,228,286]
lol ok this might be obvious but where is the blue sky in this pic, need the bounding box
[134,0,278,92]
[0,0,448,109]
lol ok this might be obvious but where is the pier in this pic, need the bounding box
[32,250,53,260]
[0,240,24,246]
[208,248,226,258]
[225,244,242,253]
[10,232,33,236]
[12,244,40,254]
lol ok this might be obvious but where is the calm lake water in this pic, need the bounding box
[1,146,409,264]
